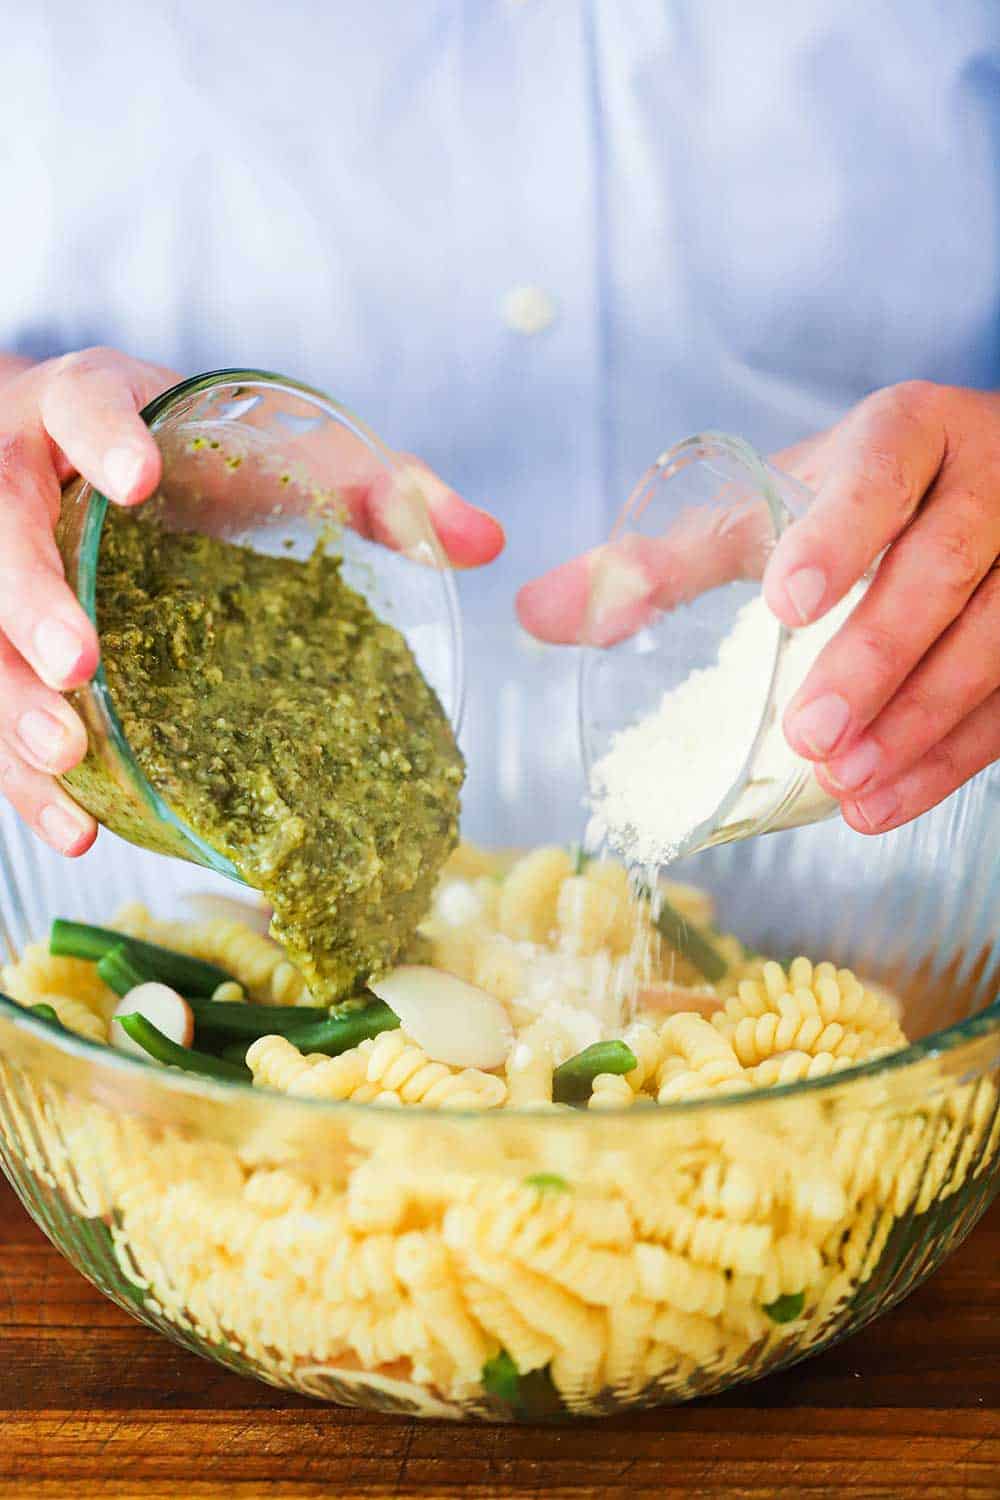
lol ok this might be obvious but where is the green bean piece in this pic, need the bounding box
[221,1039,252,1066]
[116,1013,250,1082]
[50,919,234,997]
[6,995,70,1036]
[191,1000,330,1041]
[551,1040,637,1105]
[570,843,587,875]
[763,1290,806,1324]
[481,1350,521,1406]
[49,918,120,964]
[29,1002,64,1028]
[481,1351,563,1417]
[654,900,728,982]
[214,998,388,1063]
[281,1000,400,1057]
[115,936,233,997]
[97,943,151,999]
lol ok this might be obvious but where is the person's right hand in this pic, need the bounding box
[0,348,179,857]
[0,347,505,859]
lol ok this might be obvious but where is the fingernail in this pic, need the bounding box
[788,692,851,756]
[34,619,86,685]
[17,709,69,770]
[39,803,90,853]
[825,738,881,792]
[104,445,145,502]
[589,553,649,622]
[851,785,900,832]
[785,566,827,623]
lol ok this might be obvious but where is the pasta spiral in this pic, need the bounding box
[113,907,309,1004]
[3,943,111,1007]
[250,1032,506,1109]
[743,1050,853,1089]
[588,1073,635,1109]
[655,1013,744,1101]
[715,960,906,1062]
[497,846,573,943]
[34,992,108,1043]
[246,1035,325,1092]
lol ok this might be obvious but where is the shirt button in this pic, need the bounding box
[502,284,557,335]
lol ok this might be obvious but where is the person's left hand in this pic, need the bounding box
[518,381,1000,836]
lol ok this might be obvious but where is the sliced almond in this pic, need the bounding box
[369,966,513,1071]
[111,983,194,1058]
[182,892,273,935]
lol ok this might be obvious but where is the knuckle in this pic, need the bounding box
[893,678,938,735]
[52,345,118,385]
[0,544,56,609]
[883,378,941,417]
[923,737,960,790]
[855,621,906,677]
[858,443,914,508]
[848,381,948,513]
[72,343,118,369]
[924,526,982,596]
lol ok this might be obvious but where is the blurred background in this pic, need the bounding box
[0,1,998,859]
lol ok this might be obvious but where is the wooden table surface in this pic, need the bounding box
[0,1178,996,1500]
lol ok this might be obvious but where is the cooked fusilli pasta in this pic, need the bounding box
[2,837,990,1422]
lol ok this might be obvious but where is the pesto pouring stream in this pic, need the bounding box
[91,507,464,1001]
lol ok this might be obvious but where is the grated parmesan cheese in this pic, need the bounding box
[587,586,865,867]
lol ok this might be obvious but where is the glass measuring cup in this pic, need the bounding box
[578,431,866,864]
[55,368,464,877]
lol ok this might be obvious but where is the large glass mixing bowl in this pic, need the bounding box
[0,762,997,1419]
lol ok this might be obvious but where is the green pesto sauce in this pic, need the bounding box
[95,508,464,1001]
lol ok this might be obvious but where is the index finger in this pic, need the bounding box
[362,456,506,570]
[149,412,505,572]
[40,348,173,505]
[517,498,771,645]
[763,382,947,628]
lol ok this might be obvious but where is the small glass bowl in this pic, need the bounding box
[579,431,861,861]
[55,369,464,877]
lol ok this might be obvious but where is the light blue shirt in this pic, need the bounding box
[2,1,999,853]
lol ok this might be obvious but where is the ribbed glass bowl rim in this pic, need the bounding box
[2,987,998,1122]
[71,367,465,875]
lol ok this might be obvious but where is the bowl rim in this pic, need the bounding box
[1,980,997,1123]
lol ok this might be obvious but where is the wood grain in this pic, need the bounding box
[0,1177,996,1500]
